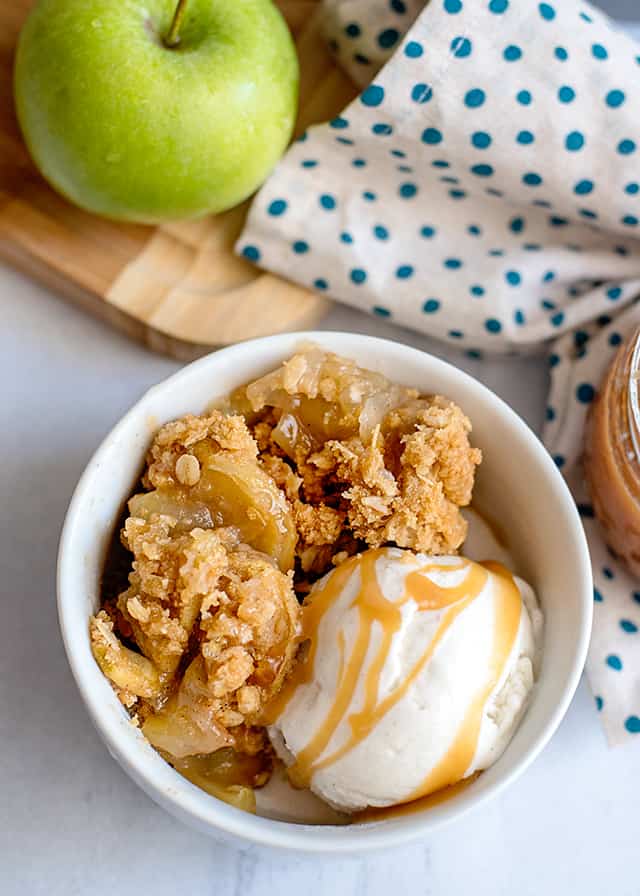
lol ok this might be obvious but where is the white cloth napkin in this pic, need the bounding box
[236,0,640,745]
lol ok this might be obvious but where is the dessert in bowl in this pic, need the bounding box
[57,332,592,851]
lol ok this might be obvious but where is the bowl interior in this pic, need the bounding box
[58,332,592,852]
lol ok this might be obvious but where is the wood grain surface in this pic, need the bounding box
[0,1,357,359]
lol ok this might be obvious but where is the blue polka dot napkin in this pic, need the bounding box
[236,0,640,745]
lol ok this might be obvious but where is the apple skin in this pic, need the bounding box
[14,0,299,223]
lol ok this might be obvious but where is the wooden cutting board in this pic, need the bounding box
[0,2,357,359]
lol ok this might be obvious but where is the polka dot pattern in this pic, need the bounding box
[465,88,486,108]
[241,3,640,741]
[574,179,594,195]
[399,182,417,198]
[411,83,433,103]
[565,131,585,151]
[606,89,625,108]
[319,194,337,210]
[504,45,522,62]
[472,131,492,149]
[451,36,472,57]
[558,85,575,103]
[361,84,385,107]
[241,245,260,262]
[267,199,287,216]
[422,127,443,144]
[471,163,494,177]
[626,716,640,733]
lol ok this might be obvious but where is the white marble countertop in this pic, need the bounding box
[1,261,639,895]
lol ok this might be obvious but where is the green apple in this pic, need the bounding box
[14,0,299,222]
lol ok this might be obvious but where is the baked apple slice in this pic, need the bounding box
[129,442,296,571]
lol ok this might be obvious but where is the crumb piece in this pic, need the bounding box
[233,725,269,758]
[293,501,345,547]
[253,420,277,454]
[261,455,349,568]
[237,685,261,716]
[297,545,333,575]
[144,410,258,489]
[303,397,481,554]
[115,687,139,709]
[116,515,199,681]
[198,540,300,713]
[89,608,161,701]
[385,397,481,506]
[260,454,301,503]
[137,531,300,757]
[175,453,201,486]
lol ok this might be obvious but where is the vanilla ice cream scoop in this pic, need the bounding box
[268,548,542,813]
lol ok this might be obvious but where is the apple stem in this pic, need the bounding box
[164,0,188,48]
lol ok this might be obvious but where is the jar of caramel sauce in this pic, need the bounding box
[585,327,640,577]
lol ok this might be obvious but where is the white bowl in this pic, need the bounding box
[57,332,592,853]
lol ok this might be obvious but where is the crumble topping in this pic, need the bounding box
[241,357,481,556]
[91,522,300,758]
[143,410,258,490]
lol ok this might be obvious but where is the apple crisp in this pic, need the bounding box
[91,346,481,809]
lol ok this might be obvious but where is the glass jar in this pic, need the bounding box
[584,326,640,577]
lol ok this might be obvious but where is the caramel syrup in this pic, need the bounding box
[267,551,522,806]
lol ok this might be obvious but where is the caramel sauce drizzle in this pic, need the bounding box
[357,772,481,823]
[266,551,522,804]
[262,557,356,727]
[406,561,521,801]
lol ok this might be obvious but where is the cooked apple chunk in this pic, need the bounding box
[236,348,482,556]
[130,411,296,571]
[91,526,300,757]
